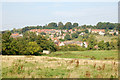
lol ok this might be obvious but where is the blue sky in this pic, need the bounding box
[2,2,118,31]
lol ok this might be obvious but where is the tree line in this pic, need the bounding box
[7,22,118,34]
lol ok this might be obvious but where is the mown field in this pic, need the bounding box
[2,50,118,78]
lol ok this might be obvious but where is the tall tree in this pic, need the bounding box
[65,34,71,40]
[65,22,73,30]
[58,22,64,29]
[73,23,79,27]
[47,22,57,29]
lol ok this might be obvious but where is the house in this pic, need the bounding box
[83,42,88,48]
[59,42,65,46]
[91,29,105,33]
[11,33,23,38]
[116,31,118,35]
[88,28,92,33]
[76,41,88,48]
[109,31,114,35]
[99,31,105,36]
[43,50,51,54]
[79,32,85,36]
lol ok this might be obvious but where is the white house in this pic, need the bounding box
[80,42,88,48]
[99,31,105,36]
[43,50,51,54]
[79,32,85,36]
[59,42,65,46]
[116,31,118,35]
[83,42,88,48]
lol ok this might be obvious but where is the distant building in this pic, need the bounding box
[109,30,118,35]
[79,32,85,36]
[11,33,23,38]
[99,31,105,36]
[43,50,51,54]
[91,29,105,33]
[59,42,65,46]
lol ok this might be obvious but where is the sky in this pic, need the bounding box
[1,1,118,31]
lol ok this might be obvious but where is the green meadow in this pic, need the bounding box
[45,50,118,60]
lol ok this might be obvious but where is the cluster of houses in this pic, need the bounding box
[10,33,23,38]
[88,29,118,36]
[10,28,118,48]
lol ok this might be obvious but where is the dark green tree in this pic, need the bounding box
[71,33,78,39]
[58,22,64,29]
[64,22,73,30]
[65,34,71,40]
[73,23,79,27]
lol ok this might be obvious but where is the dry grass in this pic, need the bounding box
[2,55,118,78]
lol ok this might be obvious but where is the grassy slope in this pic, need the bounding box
[45,50,118,60]
[73,35,118,42]
[95,35,117,42]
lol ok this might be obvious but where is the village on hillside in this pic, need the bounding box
[10,27,118,49]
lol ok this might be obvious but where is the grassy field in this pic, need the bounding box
[95,35,117,42]
[74,35,118,42]
[2,50,118,78]
[45,50,118,60]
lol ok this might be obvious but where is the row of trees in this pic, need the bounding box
[2,31,57,55]
[19,22,118,33]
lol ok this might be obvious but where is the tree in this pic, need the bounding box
[98,40,105,50]
[64,22,73,29]
[47,22,57,29]
[71,33,78,39]
[2,31,13,55]
[26,42,42,55]
[2,31,12,43]
[104,42,110,50]
[65,34,71,40]
[73,23,79,27]
[23,32,37,41]
[87,35,97,50]
[85,29,89,33]
[58,22,64,29]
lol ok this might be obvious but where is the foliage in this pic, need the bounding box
[2,31,57,55]
[26,42,42,55]
[64,22,73,30]
[60,44,86,51]
[16,22,118,33]
[84,29,89,33]
[64,34,71,40]
[71,33,78,39]
[73,23,79,27]
[96,22,118,30]
[58,22,64,29]
[87,35,97,50]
